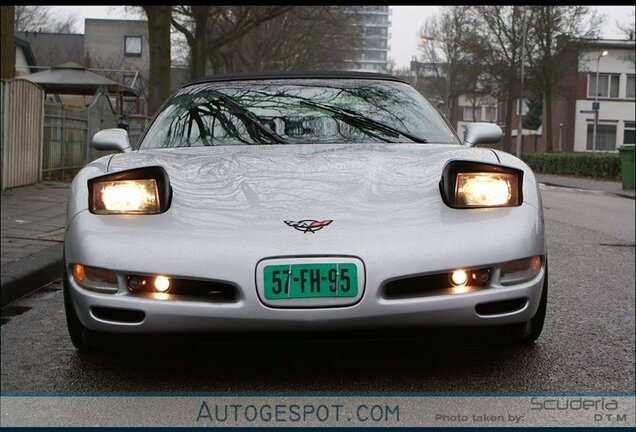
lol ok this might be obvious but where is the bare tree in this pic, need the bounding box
[217,6,362,73]
[617,9,635,40]
[462,6,528,153]
[170,6,293,79]
[616,10,635,67]
[14,5,77,33]
[143,6,172,116]
[526,6,603,152]
[418,6,484,128]
[1,6,15,80]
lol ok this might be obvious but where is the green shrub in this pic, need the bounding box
[521,152,620,179]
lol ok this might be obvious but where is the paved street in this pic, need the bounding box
[1,184,634,392]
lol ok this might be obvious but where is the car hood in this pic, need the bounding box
[106,144,500,231]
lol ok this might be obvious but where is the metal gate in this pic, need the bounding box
[41,92,118,179]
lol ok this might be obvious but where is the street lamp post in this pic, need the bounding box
[592,50,608,152]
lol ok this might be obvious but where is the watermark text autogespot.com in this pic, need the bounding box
[196,401,400,424]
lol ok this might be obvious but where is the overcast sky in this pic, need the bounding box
[49,5,636,69]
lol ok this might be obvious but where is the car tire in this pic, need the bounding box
[63,269,94,352]
[521,259,548,344]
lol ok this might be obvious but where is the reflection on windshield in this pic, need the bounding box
[140,79,459,148]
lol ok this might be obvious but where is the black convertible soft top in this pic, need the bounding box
[186,71,409,87]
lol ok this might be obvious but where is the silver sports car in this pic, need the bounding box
[64,72,547,350]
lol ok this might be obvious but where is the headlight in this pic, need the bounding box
[455,172,518,207]
[93,179,159,214]
[88,166,171,215]
[440,161,523,208]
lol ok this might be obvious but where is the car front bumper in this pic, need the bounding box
[65,204,546,334]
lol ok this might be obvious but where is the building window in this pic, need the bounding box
[624,121,635,145]
[125,36,142,57]
[365,27,387,37]
[587,74,620,98]
[363,51,386,61]
[627,75,635,98]
[586,123,617,150]
[463,106,482,121]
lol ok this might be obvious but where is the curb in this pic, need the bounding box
[0,243,64,308]
[540,181,635,200]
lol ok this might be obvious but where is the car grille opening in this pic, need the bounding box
[475,298,528,316]
[91,307,145,323]
[127,276,238,302]
[382,268,491,299]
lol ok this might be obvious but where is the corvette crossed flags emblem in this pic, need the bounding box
[284,219,333,234]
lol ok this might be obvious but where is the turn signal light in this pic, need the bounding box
[71,263,118,293]
[500,256,542,285]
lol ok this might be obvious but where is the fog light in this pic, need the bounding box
[471,269,491,284]
[154,276,170,293]
[450,270,468,286]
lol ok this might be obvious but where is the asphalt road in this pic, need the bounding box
[1,185,634,392]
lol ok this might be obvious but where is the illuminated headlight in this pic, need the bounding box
[455,172,518,207]
[93,179,159,214]
[88,166,171,215]
[440,161,523,209]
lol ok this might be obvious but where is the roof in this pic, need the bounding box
[570,38,636,50]
[19,62,137,96]
[186,71,409,88]
[16,31,84,67]
[14,37,38,73]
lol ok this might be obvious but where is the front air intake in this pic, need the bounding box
[475,298,528,316]
[91,307,145,323]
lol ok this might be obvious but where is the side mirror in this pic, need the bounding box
[464,123,502,147]
[91,128,132,153]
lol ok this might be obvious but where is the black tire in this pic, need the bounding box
[63,269,94,352]
[521,259,548,344]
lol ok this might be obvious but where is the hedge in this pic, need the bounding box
[521,152,620,179]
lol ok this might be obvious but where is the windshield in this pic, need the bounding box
[139,78,459,149]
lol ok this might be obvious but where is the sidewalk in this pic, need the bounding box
[0,175,634,307]
[536,173,635,199]
[1,181,70,307]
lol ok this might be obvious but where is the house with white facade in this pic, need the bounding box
[549,38,635,153]
[573,40,635,151]
[409,37,635,153]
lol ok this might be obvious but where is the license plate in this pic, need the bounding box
[263,263,358,300]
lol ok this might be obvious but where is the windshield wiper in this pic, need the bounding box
[299,100,428,144]
[215,93,289,144]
